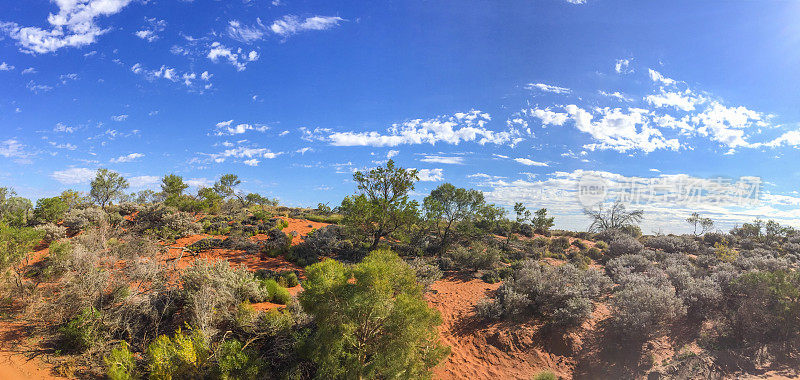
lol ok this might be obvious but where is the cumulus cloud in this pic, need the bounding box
[129,175,159,187]
[0,62,14,71]
[615,58,633,74]
[213,119,269,135]
[54,122,76,133]
[111,114,128,121]
[131,63,212,90]
[648,69,676,85]
[207,42,258,71]
[110,152,143,163]
[0,139,27,159]
[1,0,133,54]
[328,110,523,147]
[51,167,96,184]
[417,168,444,182]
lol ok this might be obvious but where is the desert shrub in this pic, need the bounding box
[147,327,210,380]
[550,236,571,252]
[261,278,291,305]
[221,233,259,254]
[571,239,587,250]
[702,232,728,247]
[111,236,160,260]
[606,254,655,283]
[280,272,299,287]
[594,240,609,250]
[445,242,502,271]
[0,224,43,276]
[300,250,448,379]
[533,370,558,380]
[260,228,292,257]
[289,225,354,266]
[610,281,686,339]
[720,269,800,348]
[35,222,67,244]
[181,260,269,334]
[481,266,513,284]
[645,235,698,254]
[678,276,722,319]
[213,339,264,380]
[104,341,137,380]
[714,241,738,263]
[117,202,143,216]
[33,196,68,224]
[59,307,102,353]
[64,207,107,230]
[485,261,612,326]
[585,247,603,261]
[407,257,442,289]
[607,235,644,258]
[187,238,224,253]
[135,205,201,240]
[474,298,504,320]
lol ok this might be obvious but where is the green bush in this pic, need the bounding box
[533,370,558,380]
[59,307,102,353]
[147,327,210,380]
[104,341,137,380]
[261,278,291,305]
[445,242,502,271]
[33,196,68,224]
[213,339,264,380]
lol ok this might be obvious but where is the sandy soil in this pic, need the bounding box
[0,321,68,380]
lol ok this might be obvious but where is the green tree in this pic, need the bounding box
[33,196,68,224]
[531,208,555,234]
[584,200,643,233]
[300,250,449,379]
[161,174,189,198]
[686,212,714,236]
[0,189,33,227]
[339,160,419,251]
[59,189,88,211]
[213,174,241,200]
[513,202,530,224]
[423,183,486,253]
[90,169,129,208]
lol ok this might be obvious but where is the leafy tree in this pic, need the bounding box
[726,270,800,346]
[423,183,486,253]
[59,189,89,211]
[514,202,531,224]
[340,160,419,251]
[584,200,643,233]
[90,168,129,208]
[686,212,714,236]
[161,174,189,197]
[244,193,277,210]
[300,250,449,379]
[0,193,33,227]
[197,187,223,213]
[213,174,241,200]
[135,189,159,204]
[531,208,555,234]
[33,196,68,224]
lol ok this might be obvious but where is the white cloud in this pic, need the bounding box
[51,167,96,185]
[111,114,128,121]
[417,168,443,182]
[648,69,676,86]
[228,19,267,43]
[386,150,399,159]
[0,62,14,71]
[131,63,211,90]
[185,178,212,188]
[129,175,159,187]
[21,67,36,74]
[134,17,166,42]
[514,158,548,166]
[420,155,464,164]
[614,58,632,74]
[243,158,260,166]
[208,144,283,164]
[645,89,704,111]
[270,15,345,37]
[213,119,269,135]
[565,0,587,4]
[528,108,569,126]
[0,139,27,158]
[110,153,144,163]
[26,80,53,93]
[54,122,76,133]
[296,147,312,154]
[328,110,522,147]
[49,141,77,150]
[598,91,632,102]
[527,82,571,94]
[207,42,258,71]
[1,0,133,54]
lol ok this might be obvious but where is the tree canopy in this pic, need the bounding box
[90,169,129,208]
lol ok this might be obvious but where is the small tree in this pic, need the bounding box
[584,200,643,233]
[514,202,531,224]
[213,174,241,200]
[33,196,68,224]
[90,168,129,208]
[161,174,189,198]
[300,250,449,379]
[340,160,419,251]
[423,183,486,253]
[686,212,714,236]
[531,208,555,234]
[59,189,89,211]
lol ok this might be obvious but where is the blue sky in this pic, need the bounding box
[3,0,800,233]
